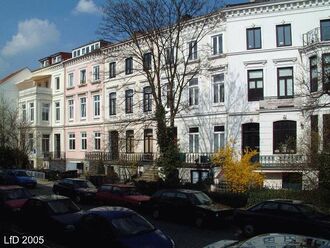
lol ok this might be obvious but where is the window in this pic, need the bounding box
[143,86,152,112]
[278,67,294,98]
[165,83,171,108]
[189,127,199,153]
[94,132,101,150]
[86,47,90,53]
[22,104,26,121]
[93,65,100,81]
[214,126,225,152]
[109,92,116,115]
[165,47,174,65]
[144,129,153,153]
[29,103,34,122]
[80,97,86,118]
[93,95,100,117]
[248,70,264,101]
[125,89,133,114]
[55,77,60,90]
[212,34,223,55]
[55,102,60,121]
[69,133,75,150]
[276,24,292,47]
[310,56,318,92]
[42,134,50,153]
[126,130,134,153]
[42,103,50,121]
[28,133,33,152]
[143,53,152,71]
[273,120,296,154]
[81,132,87,150]
[125,57,133,75]
[323,114,330,153]
[189,78,199,106]
[109,62,116,78]
[320,19,330,41]
[82,48,86,55]
[68,99,74,120]
[80,69,86,84]
[322,54,330,87]
[68,73,74,88]
[247,27,261,49]
[213,74,224,103]
[188,40,197,60]
[311,115,319,153]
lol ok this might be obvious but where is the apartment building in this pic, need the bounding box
[7,0,330,189]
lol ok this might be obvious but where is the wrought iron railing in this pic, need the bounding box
[259,154,308,168]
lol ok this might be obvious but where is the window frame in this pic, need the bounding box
[69,133,76,150]
[55,76,60,90]
[189,127,199,153]
[322,53,330,87]
[126,130,134,153]
[125,57,133,75]
[93,65,100,82]
[80,97,87,119]
[277,67,294,99]
[109,92,116,116]
[188,40,198,60]
[273,120,297,154]
[109,62,116,78]
[68,99,74,121]
[143,86,152,112]
[93,95,100,117]
[41,103,50,121]
[94,132,101,150]
[309,56,318,92]
[320,19,330,42]
[55,102,60,121]
[143,52,152,71]
[125,89,133,114]
[246,27,262,50]
[214,126,225,152]
[144,129,153,153]
[211,34,223,55]
[247,69,264,101]
[188,78,199,106]
[80,69,87,85]
[213,74,225,104]
[276,24,292,47]
[81,132,87,150]
[68,73,74,88]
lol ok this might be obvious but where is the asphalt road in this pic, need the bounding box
[24,180,238,248]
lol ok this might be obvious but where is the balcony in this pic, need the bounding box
[302,27,330,51]
[85,152,214,167]
[19,86,52,98]
[259,96,301,111]
[259,155,308,170]
[43,152,66,161]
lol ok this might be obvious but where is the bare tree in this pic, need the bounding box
[99,0,223,178]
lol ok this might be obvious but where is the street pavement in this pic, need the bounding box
[26,179,238,248]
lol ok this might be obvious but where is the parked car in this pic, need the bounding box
[203,233,330,248]
[0,185,32,218]
[149,189,233,227]
[18,195,84,242]
[234,199,330,239]
[4,170,37,188]
[53,178,97,203]
[96,184,150,209]
[75,206,175,248]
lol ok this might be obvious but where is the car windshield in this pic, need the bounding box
[73,180,95,189]
[191,192,213,205]
[4,188,32,200]
[48,199,81,215]
[111,214,155,236]
[14,171,29,177]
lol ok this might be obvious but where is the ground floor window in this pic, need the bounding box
[282,172,302,190]
[273,120,296,154]
[191,170,209,184]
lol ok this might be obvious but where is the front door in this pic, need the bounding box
[54,134,61,159]
[109,131,119,160]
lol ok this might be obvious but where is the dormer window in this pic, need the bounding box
[91,45,95,51]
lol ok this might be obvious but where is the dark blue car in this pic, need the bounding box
[75,206,175,248]
[4,170,37,188]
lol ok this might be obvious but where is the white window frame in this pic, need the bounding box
[41,103,50,121]
[93,95,100,117]
[29,102,34,122]
[188,78,199,106]
[67,73,74,88]
[55,102,60,121]
[22,104,26,121]
[80,97,87,119]
[189,127,199,153]
[214,125,225,152]
[69,133,76,150]
[213,74,225,104]
[93,65,100,81]
[81,132,87,150]
[68,99,74,121]
[80,69,87,85]
[211,34,223,55]
[55,76,60,90]
[94,132,101,150]
[188,40,198,60]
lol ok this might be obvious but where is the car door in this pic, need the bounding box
[175,192,193,222]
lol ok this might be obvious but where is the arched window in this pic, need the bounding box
[273,120,296,154]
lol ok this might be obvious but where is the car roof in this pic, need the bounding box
[265,199,304,205]
[102,184,135,188]
[0,185,24,190]
[159,189,202,194]
[86,206,136,219]
[61,178,86,181]
[30,194,69,202]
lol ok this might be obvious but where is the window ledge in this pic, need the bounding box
[78,83,87,88]
[67,86,75,90]
[212,103,225,107]
[93,116,101,120]
[208,54,226,60]
[91,80,101,85]
[187,59,200,65]
[80,118,87,121]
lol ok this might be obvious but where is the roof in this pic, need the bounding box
[30,194,69,202]
[0,68,26,84]
[0,185,24,190]
[86,206,136,219]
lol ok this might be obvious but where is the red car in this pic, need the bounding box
[0,185,32,217]
[96,184,150,209]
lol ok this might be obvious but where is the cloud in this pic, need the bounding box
[1,19,60,57]
[73,0,100,15]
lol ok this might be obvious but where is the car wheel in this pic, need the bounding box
[152,209,160,219]
[195,217,204,228]
[243,224,255,237]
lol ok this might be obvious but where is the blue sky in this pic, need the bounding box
[0,0,245,79]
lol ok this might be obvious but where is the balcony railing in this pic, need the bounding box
[259,155,308,168]
[302,27,330,47]
[43,152,66,161]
